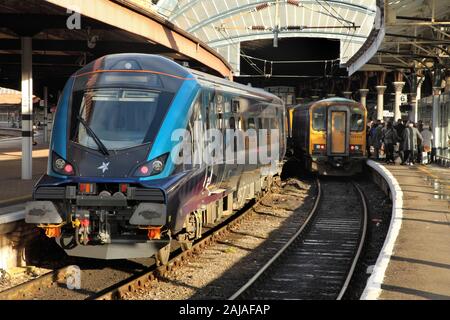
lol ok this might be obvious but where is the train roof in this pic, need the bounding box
[72,53,281,103]
[73,54,192,79]
[188,68,281,102]
[293,97,364,111]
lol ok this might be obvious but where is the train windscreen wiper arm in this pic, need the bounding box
[76,115,110,156]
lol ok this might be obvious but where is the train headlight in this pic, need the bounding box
[52,152,75,176]
[152,160,164,173]
[134,153,169,177]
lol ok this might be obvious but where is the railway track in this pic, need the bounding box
[1,178,367,301]
[0,193,265,300]
[229,179,368,300]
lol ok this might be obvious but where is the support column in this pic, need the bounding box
[343,91,352,99]
[21,37,33,180]
[413,77,424,123]
[43,86,48,143]
[445,75,450,93]
[359,89,369,108]
[393,81,405,121]
[375,85,386,121]
[432,87,441,151]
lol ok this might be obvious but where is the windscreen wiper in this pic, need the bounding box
[76,115,110,156]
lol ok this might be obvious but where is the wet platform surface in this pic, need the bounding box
[378,164,450,300]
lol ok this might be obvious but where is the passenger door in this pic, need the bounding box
[327,106,349,156]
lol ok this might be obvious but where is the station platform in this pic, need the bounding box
[0,133,48,208]
[363,161,450,300]
[0,134,48,270]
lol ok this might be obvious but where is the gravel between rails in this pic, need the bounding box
[128,178,316,300]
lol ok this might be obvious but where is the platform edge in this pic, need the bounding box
[360,160,403,300]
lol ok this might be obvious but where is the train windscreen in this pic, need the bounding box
[312,106,326,131]
[69,88,174,150]
[350,107,365,132]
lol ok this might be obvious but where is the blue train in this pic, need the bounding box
[25,54,285,263]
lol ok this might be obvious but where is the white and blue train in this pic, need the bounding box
[25,54,285,263]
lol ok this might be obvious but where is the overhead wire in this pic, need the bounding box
[154,1,359,78]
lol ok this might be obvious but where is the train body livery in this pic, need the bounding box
[25,54,285,261]
[291,98,367,176]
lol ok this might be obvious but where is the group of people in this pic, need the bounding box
[367,119,435,166]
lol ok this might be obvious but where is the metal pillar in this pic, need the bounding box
[359,89,369,108]
[21,37,33,180]
[375,86,386,121]
[343,91,352,99]
[414,77,424,123]
[44,86,48,143]
[393,81,405,121]
[432,87,441,151]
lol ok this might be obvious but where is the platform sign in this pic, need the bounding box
[400,94,408,104]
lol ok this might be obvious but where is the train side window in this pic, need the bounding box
[239,117,245,130]
[350,108,365,131]
[216,113,223,129]
[248,118,256,130]
[229,117,236,130]
[232,100,240,113]
[312,106,326,131]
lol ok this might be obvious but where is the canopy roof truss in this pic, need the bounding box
[156,0,378,75]
[361,0,450,75]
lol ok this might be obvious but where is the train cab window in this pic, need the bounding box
[350,108,365,132]
[70,89,171,151]
[312,106,326,131]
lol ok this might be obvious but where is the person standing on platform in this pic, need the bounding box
[416,121,423,163]
[402,121,423,165]
[395,119,405,164]
[382,121,398,164]
[421,125,434,164]
[371,120,383,160]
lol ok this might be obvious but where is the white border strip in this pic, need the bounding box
[0,209,25,225]
[360,160,403,300]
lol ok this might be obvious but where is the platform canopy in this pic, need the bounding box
[359,0,450,74]
[155,0,379,76]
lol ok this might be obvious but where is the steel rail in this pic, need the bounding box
[92,196,264,300]
[336,181,368,300]
[0,266,71,300]
[229,178,367,300]
[228,178,321,300]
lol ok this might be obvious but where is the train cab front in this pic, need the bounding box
[308,101,366,176]
[24,54,198,259]
[26,176,171,260]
